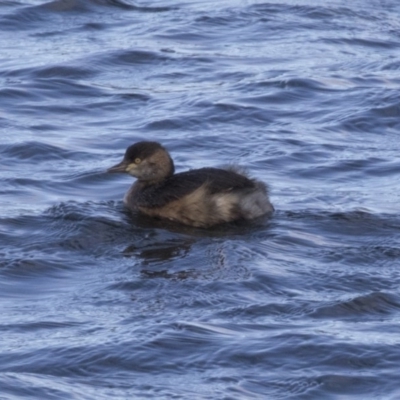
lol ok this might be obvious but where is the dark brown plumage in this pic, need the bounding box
[108,141,273,227]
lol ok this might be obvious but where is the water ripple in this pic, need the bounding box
[1,0,400,398]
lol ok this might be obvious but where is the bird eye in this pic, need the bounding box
[135,158,141,164]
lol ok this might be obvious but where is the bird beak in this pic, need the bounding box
[107,160,129,173]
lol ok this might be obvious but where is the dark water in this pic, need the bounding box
[1,0,400,398]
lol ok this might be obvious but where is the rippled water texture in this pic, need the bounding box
[1,0,400,398]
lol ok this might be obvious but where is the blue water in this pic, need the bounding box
[1,0,400,398]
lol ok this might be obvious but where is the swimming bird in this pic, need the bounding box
[108,141,273,228]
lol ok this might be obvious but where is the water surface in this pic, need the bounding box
[1,0,400,398]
